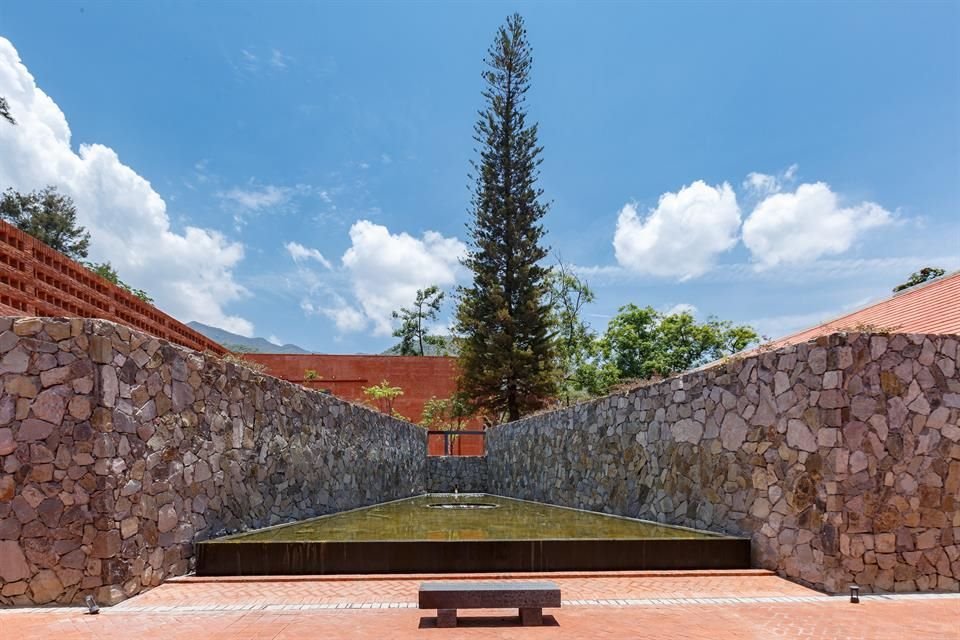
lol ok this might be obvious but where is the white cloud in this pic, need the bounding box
[341,220,466,335]
[235,48,291,74]
[0,37,253,336]
[665,303,698,317]
[267,334,282,346]
[239,49,259,72]
[218,183,319,229]
[742,182,894,269]
[613,180,741,280]
[270,49,291,70]
[322,299,368,333]
[743,172,780,198]
[742,164,799,198]
[285,241,332,269]
[218,184,291,211]
[300,296,367,333]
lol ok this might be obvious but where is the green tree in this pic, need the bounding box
[455,13,557,422]
[547,262,604,404]
[392,285,446,356]
[0,186,90,260]
[893,267,945,292]
[85,261,153,303]
[0,97,14,125]
[420,393,473,430]
[600,305,758,381]
[599,304,661,381]
[362,380,404,416]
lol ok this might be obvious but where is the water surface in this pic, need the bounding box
[220,494,725,542]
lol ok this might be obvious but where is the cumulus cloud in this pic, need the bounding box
[287,220,464,336]
[285,241,332,269]
[300,297,367,333]
[0,37,253,335]
[341,220,466,335]
[742,182,893,268]
[613,180,741,280]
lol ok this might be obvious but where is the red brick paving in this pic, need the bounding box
[128,570,816,607]
[3,572,958,640]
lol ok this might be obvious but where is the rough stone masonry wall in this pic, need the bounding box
[487,333,960,594]
[425,455,488,493]
[0,317,426,606]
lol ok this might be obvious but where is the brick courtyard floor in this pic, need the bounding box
[2,570,958,639]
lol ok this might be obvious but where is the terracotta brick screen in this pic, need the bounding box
[0,219,225,355]
[245,353,485,456]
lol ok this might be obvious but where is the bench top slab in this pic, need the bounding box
[420,581,559,592]
[419,581,561,610]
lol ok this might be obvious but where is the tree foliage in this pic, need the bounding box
[455,13,557,422]
[598,305,758,382]
[0,186,90,260]
[420,393,472,430]
[546,262,610,403]
[392,285,446,356]
[85,261,153,303]
[893,267,945,293]
[0,97,14,125]
[362,380,404,416]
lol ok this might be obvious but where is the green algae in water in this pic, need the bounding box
[219,494,726,542]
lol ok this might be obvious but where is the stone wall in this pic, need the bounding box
[426,455,488,493]
[487,332,960,594]
[0,317,426,605]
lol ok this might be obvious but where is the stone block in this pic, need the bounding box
[0,539,31,581]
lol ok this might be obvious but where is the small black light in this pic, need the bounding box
[84,595,100,615]
[849,584,860,604]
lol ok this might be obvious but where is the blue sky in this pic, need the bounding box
[1,1,957,353]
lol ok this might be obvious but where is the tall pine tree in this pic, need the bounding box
[455,14,556,422]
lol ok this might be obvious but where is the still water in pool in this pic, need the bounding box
[220,494,727,542]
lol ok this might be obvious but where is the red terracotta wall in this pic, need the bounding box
[0,220,225,354]
[245,353,485,455]
[426,432,485,457]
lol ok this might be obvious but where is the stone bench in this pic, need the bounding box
[418,581,561,627]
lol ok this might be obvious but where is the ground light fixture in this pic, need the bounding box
[849,585,860,604]
[84,595,100,614]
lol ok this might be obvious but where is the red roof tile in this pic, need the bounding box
[766,271,960,348]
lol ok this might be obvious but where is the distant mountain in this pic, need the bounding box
[187,321,310,354]
[381,335,458,356]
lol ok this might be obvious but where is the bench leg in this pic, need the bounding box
[520,607,543,626]
[437,608,457,628]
